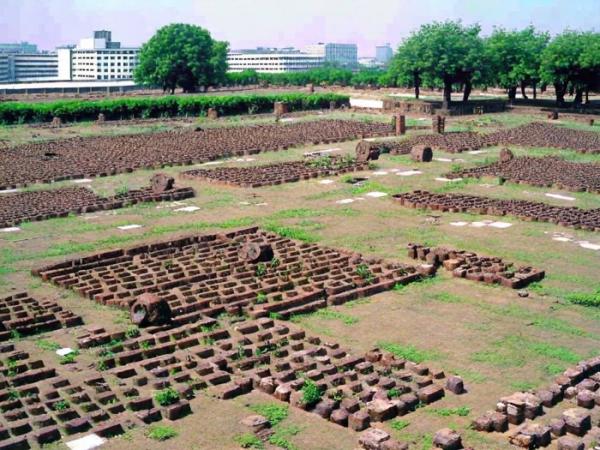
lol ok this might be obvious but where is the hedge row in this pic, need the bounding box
[0,92,350,125]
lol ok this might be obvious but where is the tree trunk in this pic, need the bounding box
[507,86,517,103]
[554,83,565,107]
[585,88,589,104]
[462,79,472,103]
[573,87,583,106]
[442,77,452,110]
[413,72,420,99]
[520,81,528,99]
[533,82,537,100]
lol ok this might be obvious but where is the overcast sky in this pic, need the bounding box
[2,0,598,55]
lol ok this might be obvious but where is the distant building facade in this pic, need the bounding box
[375,44,393,64]
[65,30,140,80]
[0,31,140,84]
[0,42,38,54]
[304,43,358,66]
[0,53,59,82]
[227,49,324,73]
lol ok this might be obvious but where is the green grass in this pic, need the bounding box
[425,406,471,417]
[471,335,582,369]
[268,425,302,450]
[263,223,318,242]
[248,403,288,426]
[146,425,178,441]
[565,289,600,307]
[377,341,441,363]
[390,419,410,431]
[35,339,61,351]
[235,433,264,449]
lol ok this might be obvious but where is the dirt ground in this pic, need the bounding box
[0,109,599,450]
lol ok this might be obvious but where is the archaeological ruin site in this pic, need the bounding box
[0,82,599,450]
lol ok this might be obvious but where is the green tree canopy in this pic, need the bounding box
[389,21,485,108]
[134,23,229,93]
[485,26,549,100]
[540,30,600,105]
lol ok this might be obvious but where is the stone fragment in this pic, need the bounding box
[433,428,462,450]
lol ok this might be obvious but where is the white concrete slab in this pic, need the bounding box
[449,221,468,227]
[552,236,572,242]
[396,170,422,177]
[117,224,142,231]
[468,150,488,155]
[174,206,200,212]
[489,221,513,229]
[72,179,93,184]
[470,222,489,228]
[0,227,20,232]
[433,158,453,162]
[66,434,106,450]
[578,241,600,250]
[336,199,355,204]
[435,177,463,182]
[372,171,388,176]
[255,202,268,206]
[234,158,255,162]
[545,193,576,201]
[304,148,341,157]
[56,348,73,356]
[0,189,21,194]
[365,192,388,198]
[239,201,251,205]
[318,179,335,185]
[349,98,384,109]
[200,161,224,166]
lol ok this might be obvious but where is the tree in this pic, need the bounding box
[388,36,422,98]
[485,26,549,101]
[389,21,485,108]
[134,24,229,93]
[540,30,600,106]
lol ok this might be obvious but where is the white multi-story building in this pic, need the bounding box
[227,51,324,73]
[59,31,140,81]
[0,53,60,82]
[376,44,393,64]
[303,43,358,67]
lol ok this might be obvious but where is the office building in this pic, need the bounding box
[304,43,358,66]
[376,44,393,64]
[62,30,140,81]
[0,53,59,82]
[0,42,38,54]
[227,50,324,73]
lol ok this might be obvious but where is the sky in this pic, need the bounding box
[1,0,599,56]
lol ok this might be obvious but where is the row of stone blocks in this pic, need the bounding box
[406,244,545,289]
[0,119,395,189]
[473,355,600,449]
[0,292,83,341]
[394,190,600,232]
[0,176,194,228]
[181,158,369,188]
[32,227,422,325]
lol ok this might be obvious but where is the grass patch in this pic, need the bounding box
[378,341,441,363]
[35,339,61,351]
[146,425,178,441]
[511,381,538,391]
[428,292,464,303]
[268,424,302,450]
[425,406,471,417]
[248,403,288,426]
[235,433,264,449]
[390,419,410,431]
[263,223,318,242]
[565,289,600,307]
